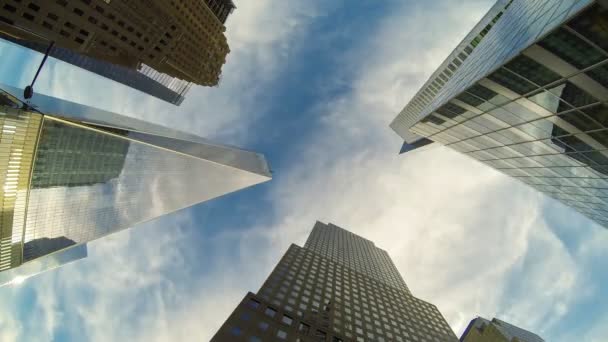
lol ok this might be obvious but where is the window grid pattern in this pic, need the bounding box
[402,1,608,227]
[391,0,594,142]
[305,222,410,294]
[213,223,458,342]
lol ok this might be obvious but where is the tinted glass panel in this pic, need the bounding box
[435,107,458,119]
[457,92,484,107]
[505,54,561,86]
[583,104,608,127]
[568,4,608,52]
[488,68,537,94]
[422,115,446,125]
[586,63,608,88]
[559,110,601,132]
[557,82,599,108]
[468,84,498,100]
[589,130,608,147]
[537,28,605,69]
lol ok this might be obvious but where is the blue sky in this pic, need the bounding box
[1,0,608,341]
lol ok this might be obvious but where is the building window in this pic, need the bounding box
[277,330,288,340]
[538,28,605,69]
[264,307,277,318]
[230,326,243,336]
[456,91,484,107]
[281,315,293,326]
[247,298,261,309]
[240,312,252,321]
[249,337,262,342]
[27,3,40,12]
[556,82,598,108]
[505,55,561,86]
[586,63,608,88]
[467,84,498,101]
[258,321,270,331]
[299,322,311,334]
[2,4,16,12]
[583,104,608,127]
[568,4,608,52]
[487,68,536,95]
[22,12,35,21]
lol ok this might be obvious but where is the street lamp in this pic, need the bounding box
[24,41,54,100]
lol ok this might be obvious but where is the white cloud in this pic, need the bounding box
[1,0,606,341]
[198,0,604,339]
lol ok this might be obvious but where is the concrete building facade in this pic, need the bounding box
[212,222,458,342]
[0,0,231,85]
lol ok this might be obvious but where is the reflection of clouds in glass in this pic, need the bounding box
[0,243,87,287]
[113,142,269,226]
[24,182,116,245]
[23,123,270,258]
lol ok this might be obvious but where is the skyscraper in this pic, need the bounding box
[460,317,544,342]
[0,0,232,86]
[212,222,457,342]
[390,0,608,228]
[204,0,236,25]
[1,34,191,105]
[0,85,271,277]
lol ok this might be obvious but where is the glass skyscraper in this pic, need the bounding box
[390,0,608,227]
[0,86,271,279]
[460,317,544,342]
[212,222,457,342]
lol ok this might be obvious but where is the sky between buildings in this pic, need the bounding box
[0,0,607,341]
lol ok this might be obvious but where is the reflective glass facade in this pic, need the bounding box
[212,222,457,342]
[0,88,271,276]
[391,1,608,228]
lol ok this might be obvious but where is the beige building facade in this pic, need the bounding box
[0,0,230,85]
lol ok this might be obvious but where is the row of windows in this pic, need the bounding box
[259,245,454,342]
[412,3,608,226]
[305,225,409,291]
[410,0,594,136]
[395,0,515,131]
[227,296,343,342]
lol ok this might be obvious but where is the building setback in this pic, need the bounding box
[390,0,608,228]
[212,222,458,342]
[0,0,231,86]
[460,317,544,342]
[0,85,271,280]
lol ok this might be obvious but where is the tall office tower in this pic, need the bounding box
[0,0,232,86]
[212,222,457,342]
[0,85,271,278]
[1,34,191,105]
[460,317,544,342]
[390,0,608,228]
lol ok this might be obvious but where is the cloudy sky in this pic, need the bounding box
[1,0,607,341]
